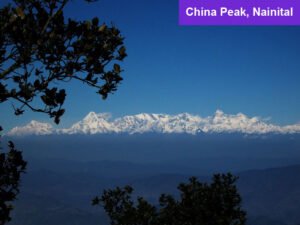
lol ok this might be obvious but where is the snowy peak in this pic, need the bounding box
[6,110,300,136]
[61,112,115,134]
[112,113,202,134]
[207,110,280,134]
[83,112,111,123]
[7,120,53,136]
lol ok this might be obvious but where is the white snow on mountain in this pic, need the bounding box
[6,110,300,136]
[59,112,116,134]
[112,113,205,134]
[7,120,53,136]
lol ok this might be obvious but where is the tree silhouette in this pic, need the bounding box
[0,0,126,123]
[0,0,127,223]
[93,173,247,225]
[0,126,27,224]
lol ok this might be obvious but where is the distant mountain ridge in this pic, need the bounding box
[7,110,300,136]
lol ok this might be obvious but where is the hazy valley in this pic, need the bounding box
[5,133,300,225]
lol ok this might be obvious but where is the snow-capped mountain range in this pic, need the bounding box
[7,110,300,136]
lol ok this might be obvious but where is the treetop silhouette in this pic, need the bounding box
[94,173,247,225]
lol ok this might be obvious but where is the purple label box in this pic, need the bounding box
[179,0,300,25]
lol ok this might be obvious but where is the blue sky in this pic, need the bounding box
[1,0,300,130]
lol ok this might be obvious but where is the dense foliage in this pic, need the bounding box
[94,173,247,225]
[0,0,127,124]
[0,126,27,225]
[0,0,126,223]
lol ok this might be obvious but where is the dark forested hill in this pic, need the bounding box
[8,161,300,225]
[5,134,300,224]
[8,133,300,173]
